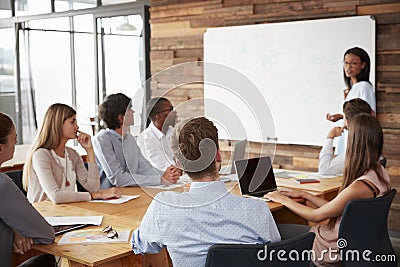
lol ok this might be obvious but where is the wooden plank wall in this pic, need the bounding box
[148,0,400,230]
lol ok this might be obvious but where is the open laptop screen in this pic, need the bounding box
[219,139,247,175]
[229,139,247,174]
[235,156,277,197]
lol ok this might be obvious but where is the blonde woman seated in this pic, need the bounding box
[23,103,121,203]
[265,114,390,266]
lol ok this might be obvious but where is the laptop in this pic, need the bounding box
[235,156,277,198]
[53,224,88,236]
[219,139,247,175]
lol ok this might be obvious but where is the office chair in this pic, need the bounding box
[4,169,26,196]
[339,188,397,267]
[17,254,56,267]
[205,232,315,267]
[380,156,387,168]
[76,162,89,192]
[89,117,96,136]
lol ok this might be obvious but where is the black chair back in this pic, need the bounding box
[339,188,397,267]
[76,162,89,192]
[380,156,387,168]
[4,169,26,196]
[205,232,315,267]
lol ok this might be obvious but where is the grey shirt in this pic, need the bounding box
[0,173,54,266]
[93,129,162,189]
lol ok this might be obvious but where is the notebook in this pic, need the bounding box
[235,156,277,199]
[219,139,247,175]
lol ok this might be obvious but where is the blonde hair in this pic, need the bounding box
[23,103,76,190]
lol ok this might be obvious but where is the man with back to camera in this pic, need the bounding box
[137,97,177,171]
[131,117,281,266]
[92,93,181,188]
[319,98,372,175]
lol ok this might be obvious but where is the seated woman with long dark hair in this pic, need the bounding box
[265,113,390,266]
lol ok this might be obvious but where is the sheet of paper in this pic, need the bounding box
[219,165,232,175]
[312,173,340,178]
[287,172,339,179]
[90,195,140,204]
[288,173,308,179]
[219,174,238,182]
[145,183,185,190]
[58,229,131,245]
[45,216,103,226]
[178,174,191,184]
[274,171,291,179]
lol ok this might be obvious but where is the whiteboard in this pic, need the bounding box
[204,16,375,146]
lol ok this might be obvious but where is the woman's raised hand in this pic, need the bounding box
[77,131,93,150]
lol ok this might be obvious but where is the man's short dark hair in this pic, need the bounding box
[171,117,219,180]
[343,98,372,121]
[146,97,169,122]
[98,93,131,130]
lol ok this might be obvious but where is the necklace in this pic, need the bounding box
[55,149,70,187]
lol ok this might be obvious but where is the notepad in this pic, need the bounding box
[295,178,320,184]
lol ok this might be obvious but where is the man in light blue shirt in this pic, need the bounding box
[319,98,372,175]
[131,117,281,266]
[93,93,181,188]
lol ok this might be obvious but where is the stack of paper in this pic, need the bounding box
[45,216,103,226]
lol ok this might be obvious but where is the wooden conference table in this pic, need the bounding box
[31,175,341,267]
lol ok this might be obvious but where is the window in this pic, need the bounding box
[0,1,12,18]
[0,28,15,121]
[0,1,150,143]
[15,0,51,16]
[55,0,96,12]
[97,15,144,135]
[29,27,73,126]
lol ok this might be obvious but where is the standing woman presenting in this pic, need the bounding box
[327,47,376,121]
[326,47,376,154]
[23,103,121,204]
